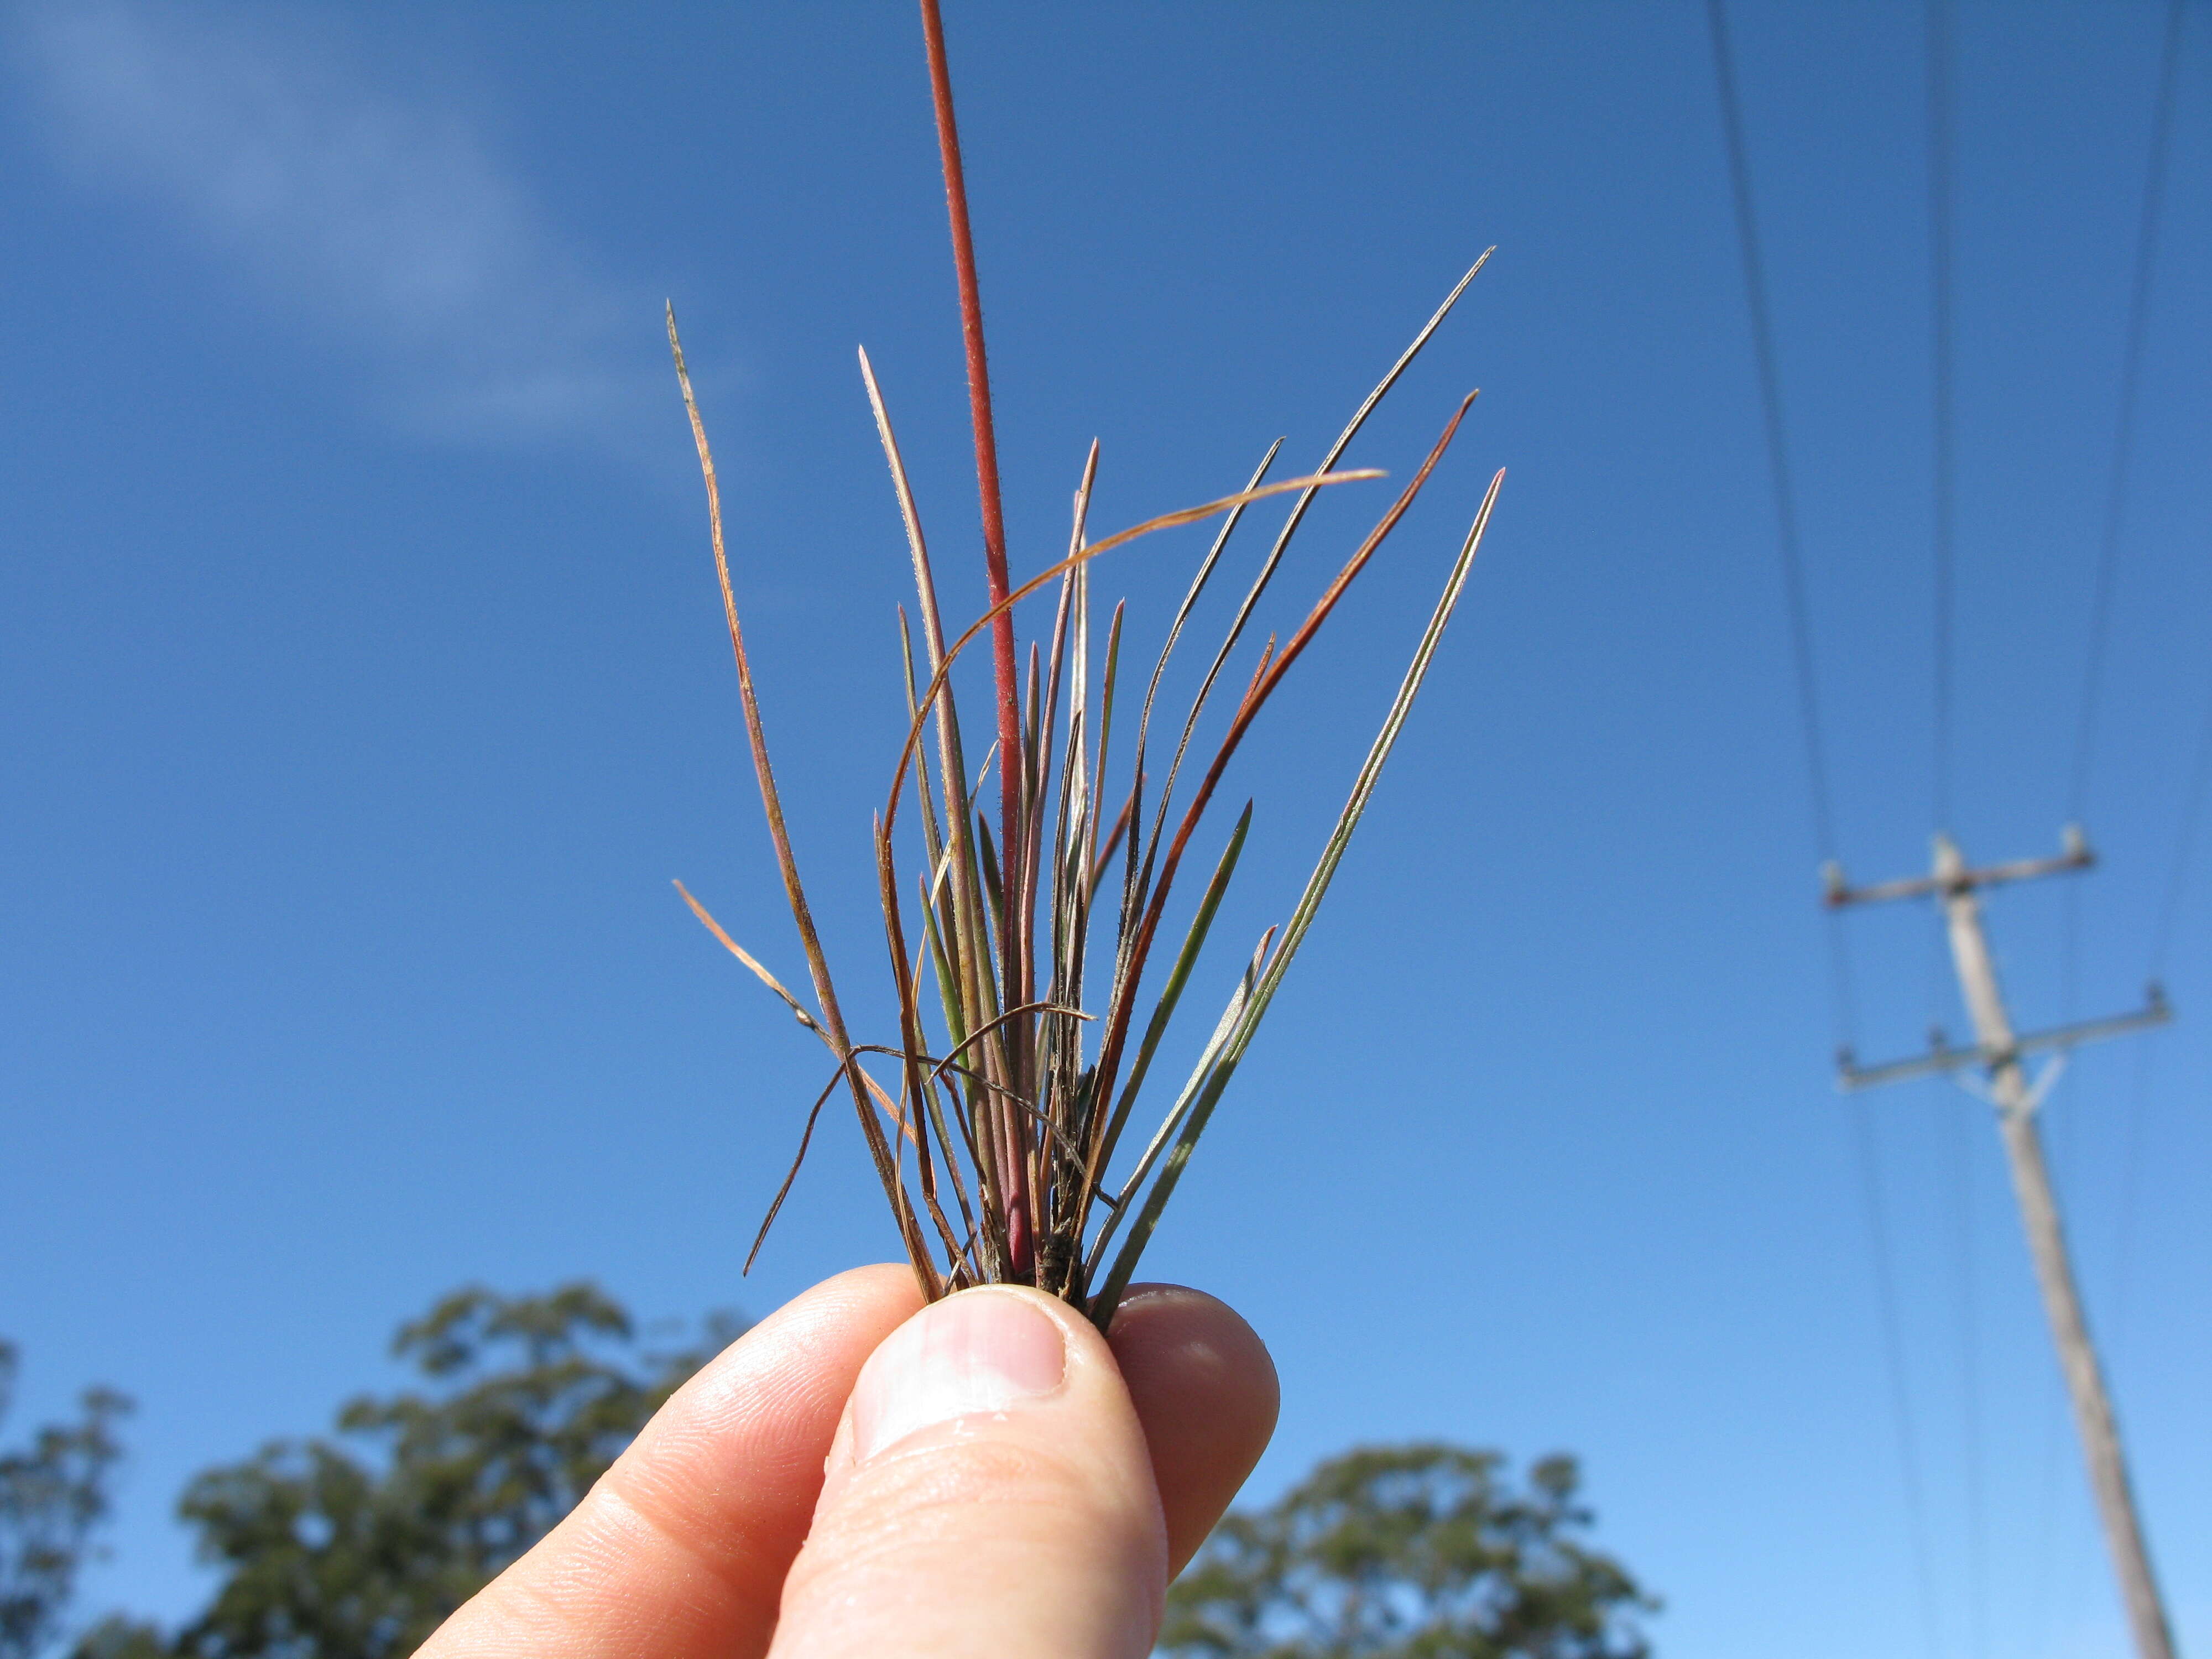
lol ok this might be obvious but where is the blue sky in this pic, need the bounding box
[2,4,2206,1656]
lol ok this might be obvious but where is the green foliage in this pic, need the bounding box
[0,1343,131,1659]
[63,1619,165,1659]
[104,1285,740,1659]
[1161,1443,1655,1659]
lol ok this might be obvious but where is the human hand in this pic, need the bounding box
[416,1265,1278,1658]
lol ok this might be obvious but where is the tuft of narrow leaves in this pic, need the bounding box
[669,4,1504,1328]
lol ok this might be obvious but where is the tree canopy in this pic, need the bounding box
[0,1344,130,1659]
[1161,1442,1655,1659]
[63,1295,1654,1659]
[76,1285,739,1659]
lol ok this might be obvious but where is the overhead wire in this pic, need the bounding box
[1923,7,1988,1652]
[2061,0,2187,1020]
[1928,0,1958,842]
[2108,1037,2162,1366]
[2026,1382,2073,1659]
[1717,5,2188,1653]
[1946,1066,1989,1659]
[1705,7,1936,1653]
[1843,1098,1944,1659]
[2032,15,2187,1645]
[1703,0,1857,1045]
[2109,669,2212,1363]
[2066,0,2187,833]
[2099,11,2195,1597]
[2145,659,2212,993]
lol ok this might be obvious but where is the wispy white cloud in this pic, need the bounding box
[9,0,671,454]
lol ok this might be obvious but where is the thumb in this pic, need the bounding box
[769,1285,1167,1659]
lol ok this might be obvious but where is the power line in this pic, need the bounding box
[1705,8,1934,1652]
[1924,9,1988,1648]
[1848,1098,1945,1657]
[2110,669,2212,1364]
[2108,1035,2162,1367]
[1832,838,2180,1659]
[2027,1370,2071,1658]
[1928,0,1957,838]
[2146,669,2212,987]
[2053,2,2195,1602]
[1705,0,1839,868]
[2062,0,2187,1024]
[2067,0,2188,827]
[2032,6,2192,1625]
[2099,1,2198,1506]
[2052,20,2194,1551]
[1703,0,1859,1045]
[1947,1081,1989,1659]
[1715,6,2193,1653]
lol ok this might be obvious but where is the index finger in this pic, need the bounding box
[419,1263,924,1659]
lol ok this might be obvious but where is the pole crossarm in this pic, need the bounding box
[1824,823,2091,908]
[1819,825,2179,1659]
[1837,987,2171,1093]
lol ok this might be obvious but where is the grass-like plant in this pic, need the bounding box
[667,3,1502,1332]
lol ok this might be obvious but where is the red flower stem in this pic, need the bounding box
[919,0,1032,1275]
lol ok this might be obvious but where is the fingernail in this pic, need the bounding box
[852,1289,1068,1463]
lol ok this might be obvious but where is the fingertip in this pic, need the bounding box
[1107,1284,1279,1577]
[778,1285,1166,1658]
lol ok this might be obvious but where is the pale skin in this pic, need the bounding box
[415,1265,1279,1659]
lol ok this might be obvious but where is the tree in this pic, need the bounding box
[1161,1443,1655,1659]
[0,1342,131,1659]
[80,1285,740,1659]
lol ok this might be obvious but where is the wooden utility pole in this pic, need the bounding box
[1827,828,2176,1659]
